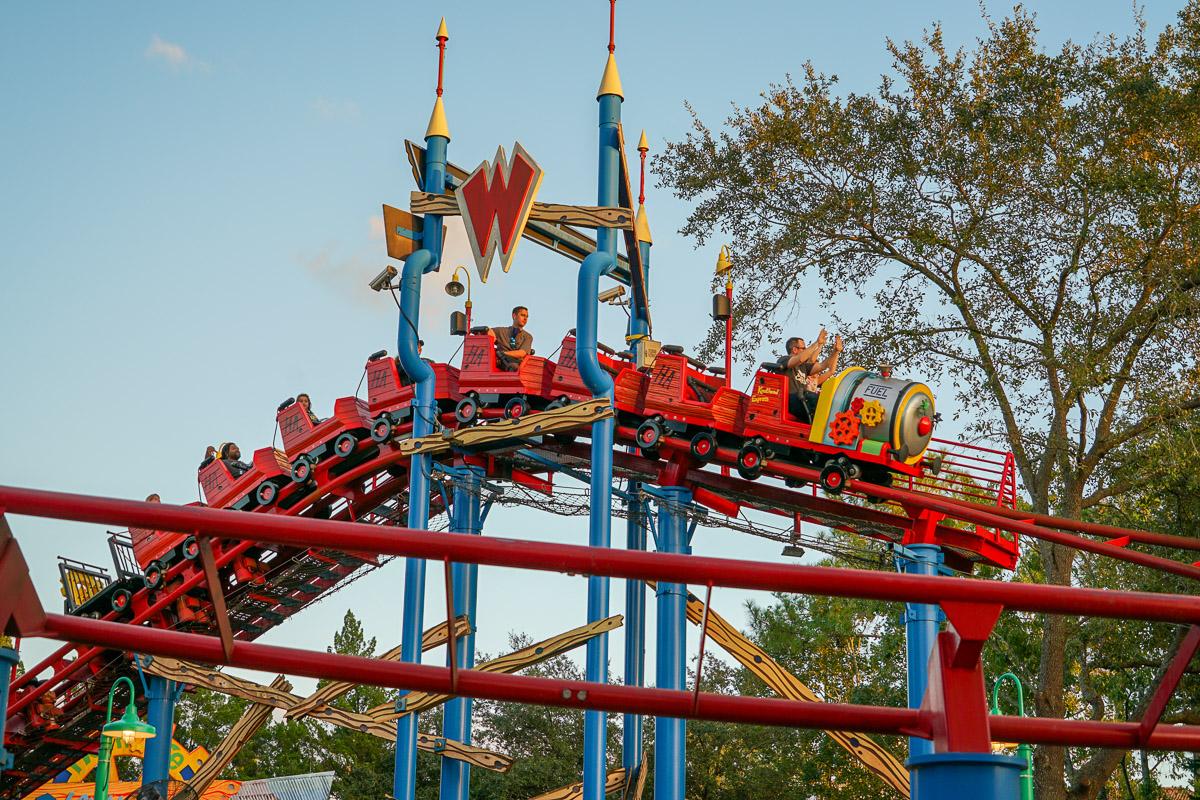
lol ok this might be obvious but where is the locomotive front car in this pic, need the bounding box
[811,366,937,488]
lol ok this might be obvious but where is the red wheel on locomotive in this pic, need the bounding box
[820,461,849,494]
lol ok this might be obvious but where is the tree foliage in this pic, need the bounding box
[658,5,1200,798]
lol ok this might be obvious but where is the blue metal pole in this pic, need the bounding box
[141,675,177,792]
[0,647,17,776]
[653,486,692,800]
[901,543,943,761]
[575,62,623,800]
[439,466,483,800]
[622,484,647,775]
[392,128,447,800]
[908,753,1025,799]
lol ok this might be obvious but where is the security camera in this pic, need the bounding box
[598,285,626,304]
[369,265,398,292]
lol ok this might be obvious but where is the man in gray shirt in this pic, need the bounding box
[489,305,533,371]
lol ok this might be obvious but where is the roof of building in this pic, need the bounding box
[231,771,335,800]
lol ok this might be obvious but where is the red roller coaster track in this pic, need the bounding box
[2,487,1199,770]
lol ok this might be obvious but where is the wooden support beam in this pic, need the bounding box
[369,614,624,721]
[196,537,234,661]
[142,654,512,772]
[654,582,910,798]
[411,191,634,231]
[528,767,625,800]
[285,615,470,719]
[394,399,612,459]
[450,399,613,453]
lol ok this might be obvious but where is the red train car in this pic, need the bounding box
[276,396,371,482]
[549,331,629,403]
[199,447,292,509]
[363,351,462,443]
[454,327,555,423]
[614,344,727,454]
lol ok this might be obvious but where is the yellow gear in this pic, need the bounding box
[859,399,885,427]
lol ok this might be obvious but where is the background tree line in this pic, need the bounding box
[657,2,1200,797]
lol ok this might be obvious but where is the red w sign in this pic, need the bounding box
[454,143,544,282]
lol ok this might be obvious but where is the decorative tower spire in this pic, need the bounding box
[635,129,652,244]
[425,18,451,141]
[597,0,623,99]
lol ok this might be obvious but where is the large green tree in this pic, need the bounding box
[658,6,1200,799]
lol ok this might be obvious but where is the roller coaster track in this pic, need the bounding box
[4,391,1199,797]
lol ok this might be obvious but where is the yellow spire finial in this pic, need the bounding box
[436,17,448,40]
[638,129,648,152]
[635,204,653,244]
[597,52,624,100]
[425,96,450,141]
[715,245,732,276]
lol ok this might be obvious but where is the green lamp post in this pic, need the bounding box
[95,676,156,800]
[991,672,1034,800]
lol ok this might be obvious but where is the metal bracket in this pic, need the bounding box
[133,653,151,695]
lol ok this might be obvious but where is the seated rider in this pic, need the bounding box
[777,330,826,422]
[219,442,252,478]
[296,393,320,425]
[802,334,844,418]
[489,306,533,372]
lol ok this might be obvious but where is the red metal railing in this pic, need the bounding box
[911,437,1018,509]
[3,485,1200,751]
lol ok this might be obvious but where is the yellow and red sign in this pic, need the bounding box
[23,737,225,800]
[455,142,543,282]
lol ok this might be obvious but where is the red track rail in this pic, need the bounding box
[4,487,1200,753]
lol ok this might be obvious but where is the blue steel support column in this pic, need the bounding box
[392,118,447,800]
[141,675,177,791]
[577,51,623,800]
[439,466,484,800]
[653,486,692,800]
[622,147,653,780]
[902,543,942,761]
[0,647,17,775]
[622,484,647,775]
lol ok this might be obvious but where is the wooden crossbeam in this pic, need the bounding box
[528,767,625,800]
[656,583,910,797]
[175,674,290,800]
[285,615,471,719]
[369,614,624,721]
[621,760,648,800]
[450,399,613,453]
[411,191,634,231]
[395,399,613,459]
[143,655,512,773]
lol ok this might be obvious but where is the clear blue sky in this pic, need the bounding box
[1,2,1181,688]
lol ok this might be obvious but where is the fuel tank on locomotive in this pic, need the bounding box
[814,366,937,465]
